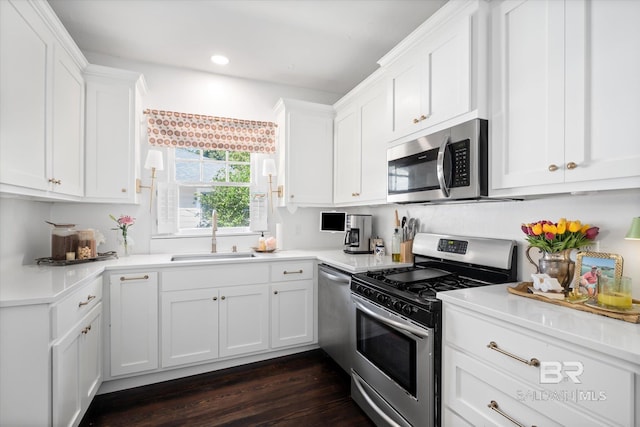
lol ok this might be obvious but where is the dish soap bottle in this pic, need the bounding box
[258,232,267,252]
[392,228,401,262]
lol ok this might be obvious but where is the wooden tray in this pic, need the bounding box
[508,282,640,324]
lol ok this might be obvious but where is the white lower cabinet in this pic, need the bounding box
[219,284,270,357]
[442,302,637,426]
[270,280,314,348]
[159,261,315,370]
[161,288,219,367]
[109,272,158,376]
[52,303,102,427]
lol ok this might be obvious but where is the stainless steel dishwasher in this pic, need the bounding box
[318,263,352,374]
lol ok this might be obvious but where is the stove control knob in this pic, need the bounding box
[402,304,413,316]
[393,301,405,312]
[356,285,364,293]
[376,293,388,304]
[363,288,374,297]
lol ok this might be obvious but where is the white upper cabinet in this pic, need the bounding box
[381,0,487,143]
[491,0,640,196]
[84,65,147,203]
[274,98,334,211]
[333,76,388,205]
[0,0,86,199]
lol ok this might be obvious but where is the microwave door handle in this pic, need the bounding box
[436,135,451,198]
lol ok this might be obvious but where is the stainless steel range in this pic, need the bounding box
[350,233,517,427]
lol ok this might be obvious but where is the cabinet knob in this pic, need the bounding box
[548,164,559,172]
[121,188,127,193]
[81,325,92,335]
[212,296,218,301]
[274,290,279,295]
[221,296,226,300]
[419,114,428,121]
[566,161,578,170]
[351,192,360,197]
[413,118,420,124]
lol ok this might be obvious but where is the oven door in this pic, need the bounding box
[351,294,434,427]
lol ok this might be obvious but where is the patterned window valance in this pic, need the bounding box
[144,109,277,153]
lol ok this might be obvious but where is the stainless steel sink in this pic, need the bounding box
[170,253,256,261]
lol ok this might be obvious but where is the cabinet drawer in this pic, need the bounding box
[444,305,635,426]
[270,261,314,282]
[443,346,603,427]
[162,263,269,291]
[52,276,102,339]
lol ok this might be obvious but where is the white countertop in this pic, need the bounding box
[437,284,640,365]
[0,249,409,308]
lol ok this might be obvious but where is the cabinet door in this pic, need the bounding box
[491,0,565,190]
[52,303,102,427]
[161,288,219,367]
[0,0,50,190]
[564,0,640,183]
[218,284,269,358]
[85,67,144,203]
[425,14,471,127]
[271,280,314,348]
[333,105,361,204]
[388,52,426,139]
[51,45,84,196]
[109,273,158,376]
[79,306,102,412]
[359,81,389,204]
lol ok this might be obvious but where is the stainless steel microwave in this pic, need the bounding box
[387,118,488,203]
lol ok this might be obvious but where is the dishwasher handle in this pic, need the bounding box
[318,265,351,285]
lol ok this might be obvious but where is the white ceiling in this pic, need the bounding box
[47,0,447,96]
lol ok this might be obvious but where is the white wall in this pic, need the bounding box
[0,198,52,271]
[346,189,640,298]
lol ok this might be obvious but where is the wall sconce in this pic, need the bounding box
[136,149,164,212]
[625,217,640,240]
[262,158,283,211]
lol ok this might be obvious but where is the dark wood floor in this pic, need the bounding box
[80,350,375,427]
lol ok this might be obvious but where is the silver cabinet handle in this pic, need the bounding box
[120,275,149,281]
[283,269,303,275]
[78,295,96,307]
[488,400,536,427]
[487,341,540,367]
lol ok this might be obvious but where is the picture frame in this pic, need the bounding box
[574,251,623,295]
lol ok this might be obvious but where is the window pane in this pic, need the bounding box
[204,150,226,161]
[229,164,250,183]
[176,148,200,159]
[176,160,201,181]
[229,151,250,162]
[180,186,250,228]
[203,162,226,182]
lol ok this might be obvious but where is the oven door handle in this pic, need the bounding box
[354,299,430,340]
[436,135,451,198]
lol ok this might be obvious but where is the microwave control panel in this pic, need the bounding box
[451,139,470,187]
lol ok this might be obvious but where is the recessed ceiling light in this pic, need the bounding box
[210,55,229,65]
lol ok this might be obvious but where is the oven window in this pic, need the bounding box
[356,310,417,396]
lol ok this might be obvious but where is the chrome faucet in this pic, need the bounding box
[211,210,218,253]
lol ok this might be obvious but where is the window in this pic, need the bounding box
[174,148,251,232]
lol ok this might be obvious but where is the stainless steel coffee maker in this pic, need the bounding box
[344,214,373,254]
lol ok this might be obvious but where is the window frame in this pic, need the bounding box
[166,147,255,235]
